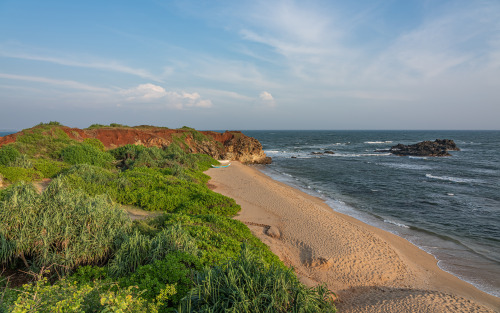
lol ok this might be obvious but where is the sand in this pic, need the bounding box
[207,162,500,313]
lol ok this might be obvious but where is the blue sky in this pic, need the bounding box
[0,0,499,130]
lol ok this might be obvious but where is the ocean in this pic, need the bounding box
[244,130,500,297]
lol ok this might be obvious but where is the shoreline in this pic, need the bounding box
[258,164,500,299]
[207,162,500,312]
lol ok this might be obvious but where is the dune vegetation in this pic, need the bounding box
[0,123,336,312]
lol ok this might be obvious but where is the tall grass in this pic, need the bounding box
[0,178,131,274]
[109,224,199,276]
[180,244,336,313]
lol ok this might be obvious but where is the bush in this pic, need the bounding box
[60,143,114,168]
[180,245,336,313]
[0,145,20,166]
[2,278,147,312]
[120,251,202,308]
[0,179,131,273]
[32,158,69,178]
[0,166,40,183]
[83,138,106,151]
[157,214,281,267]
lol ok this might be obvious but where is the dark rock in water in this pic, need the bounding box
[311,152,323,155]
[324,150,335,154]
[390,139,460,157]
[291,156,297,159]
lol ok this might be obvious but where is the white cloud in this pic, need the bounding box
[259,91,276,107]
[121,83,167,100]
[120,83,212,109]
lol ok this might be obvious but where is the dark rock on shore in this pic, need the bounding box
[390,139,460,157]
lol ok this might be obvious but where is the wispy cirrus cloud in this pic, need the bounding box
[0,46,161,81]
[0,73,111,92]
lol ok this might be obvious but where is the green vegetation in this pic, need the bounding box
[0,179,131,274]
[180,245,335,313]
[86,123,130,129]
[0,123,336,312]
[60,143,114,168]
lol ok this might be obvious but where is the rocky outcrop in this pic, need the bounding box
[389,139,460,157]
[0,126,271,164]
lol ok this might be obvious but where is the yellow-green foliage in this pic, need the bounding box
[10,125,76,158]
[60,164,240,216]
[1,278,148,313]
[0,179,131,273]
[0,166,40,183]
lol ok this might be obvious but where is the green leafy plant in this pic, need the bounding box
[180,245,336,313]
[0,145,21,166]
[60,143,115,168]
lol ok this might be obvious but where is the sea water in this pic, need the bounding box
[243,130,500,298]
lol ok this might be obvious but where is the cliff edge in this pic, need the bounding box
[0,125,272,164]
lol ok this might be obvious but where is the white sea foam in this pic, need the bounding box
[380,163,432,170]
[384,219,410,228]
[425,174,480,183]
[364,141,393,144]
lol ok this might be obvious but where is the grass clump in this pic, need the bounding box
[0,178,131,274]
[109,224,198,277]
[180,244,336,313]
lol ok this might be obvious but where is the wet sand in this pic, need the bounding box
[207,162,500,312]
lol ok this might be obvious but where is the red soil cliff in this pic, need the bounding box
[0,126,272,164]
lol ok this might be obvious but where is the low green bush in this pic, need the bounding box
[32,158,69,178]
[180,245,336,313]
[1,277,147,313]
[60,143,114,168]
[0,145,21,166]
[0,166,40,183]
[120,251,202,308]
[157,214,281,267]
[83,138,106,151]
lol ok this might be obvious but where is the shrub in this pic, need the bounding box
[0,178,131,273]
[2,278,147,312]
[32,158,69,178]
[158,214,281,267]
[60,143,114,168]
[180,245,336,313]
[0,145,20,166]
[83,138,106,151]
[120,251,202,308]
[0,166,40,183]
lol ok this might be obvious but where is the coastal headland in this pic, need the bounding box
[207,161,500,312]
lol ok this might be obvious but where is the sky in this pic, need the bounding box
[0,0,499,130]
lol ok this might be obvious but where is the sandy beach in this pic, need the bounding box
[207,162,500,313]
